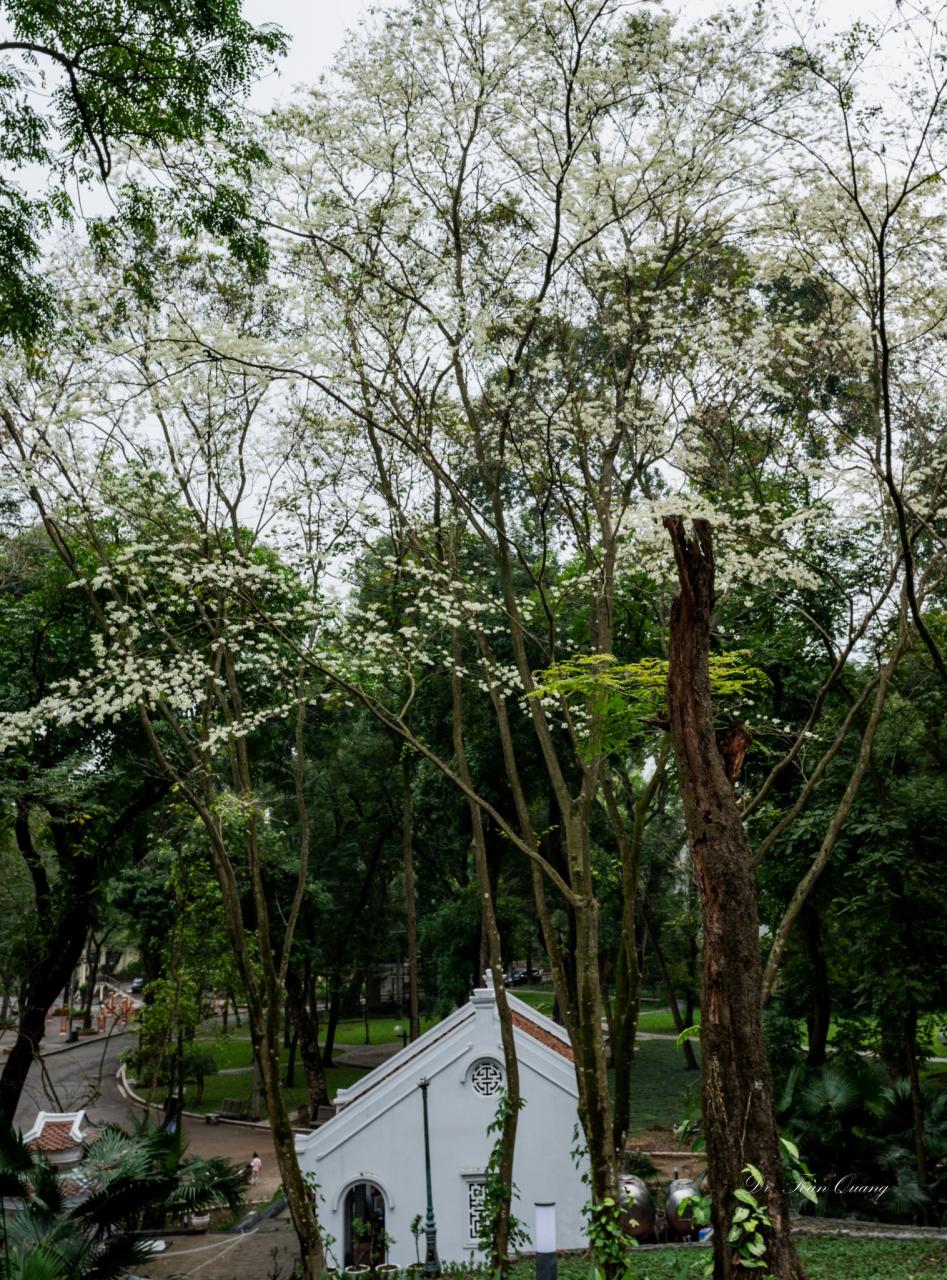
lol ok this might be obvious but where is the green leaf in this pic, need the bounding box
[744,1162,765,1189]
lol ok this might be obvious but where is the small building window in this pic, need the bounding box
[467,1177,488,1243]
[469,1058,504,1097]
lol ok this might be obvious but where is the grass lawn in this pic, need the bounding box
[633,1010,947,1059]
[193,1016,438,1071]
[624,1036,701,1136]
[508,1237,947,1279]
[328,1016,438,1046]
[923,1064,947,1090]
[182,1062,368,1115]
[637,1010,693,1036]
[511,989,555,1016]
[796,1017,945,1057]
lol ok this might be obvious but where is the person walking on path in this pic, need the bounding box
[250,1151,262,1185]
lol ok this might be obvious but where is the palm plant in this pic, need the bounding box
[0,1118,248,1279]
[777,1056,947,1224]
[865,1079,947,1222]
[74,1124,245,1228]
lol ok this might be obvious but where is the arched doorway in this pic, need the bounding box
[343,1181,387,1268]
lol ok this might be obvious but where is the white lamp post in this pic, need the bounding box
[534,1202,556,1280]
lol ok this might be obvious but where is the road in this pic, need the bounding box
[7,1027,286,1199]
[12,1026,135,1132]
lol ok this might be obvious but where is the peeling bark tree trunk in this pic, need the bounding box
[663,516,805,1280]
[600,960,615,1068]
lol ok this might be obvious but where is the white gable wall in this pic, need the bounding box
[298,986,589,1266]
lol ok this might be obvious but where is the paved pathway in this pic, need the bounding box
[7,1026,284,1204]
[10,1026,135,1132]
[334,1042,401,1068]
[135,1220,300,1279]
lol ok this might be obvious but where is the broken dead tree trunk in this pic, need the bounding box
[663,515,805,1280]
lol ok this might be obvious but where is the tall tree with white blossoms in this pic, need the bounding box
[0,299,339,1277]
[243,4,819,1271]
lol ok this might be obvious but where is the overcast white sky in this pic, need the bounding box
[241,0,902,110]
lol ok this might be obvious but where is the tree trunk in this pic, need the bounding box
[902,1005,930,1223]
[600,960,615,1068]
[250,1009,325,1277]
[469,819,521,1276]
[761,629,905,1004]
[664,515,805,1280]
[0,915,87,1123]
[322,974,341,1068]
[641,902,699,1071]
[569,830,617,1206]
[177,1027,186,1112]
[82,935,103,1032]
[285,1025,298,1088]
[451,638,520,1276]
[610,927,640,1152]
[599,751,670,1152]
[803,906,830,1069]
[401,753,421,1041]
[286,964,329,1110]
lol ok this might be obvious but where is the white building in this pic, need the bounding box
[297,975,589,1268]
[23,1110,96,1167]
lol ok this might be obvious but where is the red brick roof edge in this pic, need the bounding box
[511,1009,574,1061]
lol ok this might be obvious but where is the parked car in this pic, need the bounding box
[130,977,145,994]
[505,968,541,986]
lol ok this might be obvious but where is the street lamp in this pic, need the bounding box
[394,1023,408,1048]
[418,1077,440,1276]
[534,1202,557,1280]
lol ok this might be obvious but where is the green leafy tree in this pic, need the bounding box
[0,0,286,345]
[0,529,169,1122]
[130,823,232,1105]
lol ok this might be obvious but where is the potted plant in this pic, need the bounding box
[405,1214,424,1275]
[346,1217,372,1275]
[188,1211,211,1231]
[375,1229,397,1274]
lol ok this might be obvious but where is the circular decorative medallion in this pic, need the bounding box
[470,1058,504,1096]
